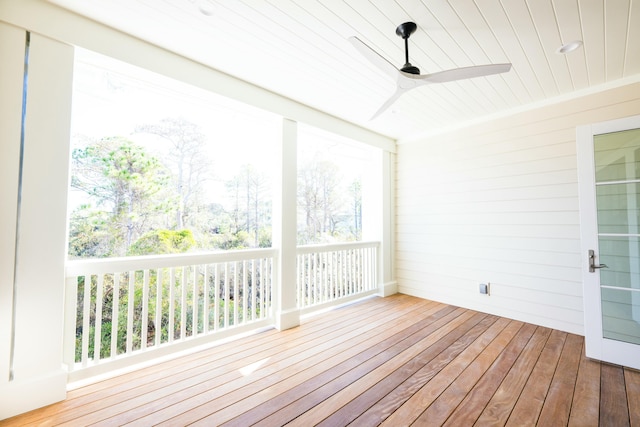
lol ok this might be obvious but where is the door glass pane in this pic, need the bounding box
[601,287,640,345]
[594,129,640,182]
[596,183,640,234]
[598,236,640,290]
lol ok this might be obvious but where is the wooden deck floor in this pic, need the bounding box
[2,294,639,426]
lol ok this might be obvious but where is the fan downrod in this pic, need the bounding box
[395,22,420,75]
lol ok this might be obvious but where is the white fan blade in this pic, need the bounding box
[371,87,407,120]
[348,36,399,81]
[409,63,511,84]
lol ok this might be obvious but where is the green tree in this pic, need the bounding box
[298,160,342,243]
[136,118,211,230]
[348,179,362,239]
[69,136,176,257]
[225,164,271,248]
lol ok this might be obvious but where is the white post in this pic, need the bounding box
[0,22,26,413]
[382,151,397,296]
[362,149,396,297]
[273,118,300,330]
[0,31,73,419]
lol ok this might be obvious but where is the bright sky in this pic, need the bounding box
[71,48,280,171]
[69,48,375,210]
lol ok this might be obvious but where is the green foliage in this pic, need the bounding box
[69,118,362,259]
[298,159,360,244]
[258,226,272,248]
[68,206,115,258]
[69,136,177,257]
[128,229,195,256]
[69,124,278,258]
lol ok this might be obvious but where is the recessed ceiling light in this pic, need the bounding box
[199,1,215,16]
[556,40,583,54]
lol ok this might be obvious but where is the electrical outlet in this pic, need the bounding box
[479,283,490,295]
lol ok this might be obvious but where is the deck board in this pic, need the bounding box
[279,310,480,425]
[568,342,601,427]
[292,312,491,427]
[600,364,630,426]
[624,368,640,427]
[415,320,525,425]
[442,322,537,426]
[505,328,567,426]
[128,296,433,426]
[378,316,512,426]
[537,333,583,425]
[351,314,500,426]
[316,315,500,427]
[157,298,446,426]
[474,325,552,426]
[1,294,639,427]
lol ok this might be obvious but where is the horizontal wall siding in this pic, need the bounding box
[396,83,640,335]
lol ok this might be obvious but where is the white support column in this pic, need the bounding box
[0,22,26,418]
[362,149,397,297]
[273,118,300,330]
[380,151,397,296]
[0,31,74,419]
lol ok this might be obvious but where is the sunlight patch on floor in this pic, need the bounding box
[239,357,270,376]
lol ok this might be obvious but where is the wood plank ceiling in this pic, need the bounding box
[48,0,640,142]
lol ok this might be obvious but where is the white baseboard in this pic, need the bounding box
[378,280,398,297]
[0,369,67,420]
[276,307,301,331]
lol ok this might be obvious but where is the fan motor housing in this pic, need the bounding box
[400,64,420,75]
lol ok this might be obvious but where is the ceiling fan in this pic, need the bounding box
[349,22,512,119]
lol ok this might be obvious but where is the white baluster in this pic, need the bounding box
[94,274,104,362]
[141,269,150,350]
[81,275,91,366]
[224,263,229,328]
[203,264,209,334]
[180,267,187,340]
[168,268,175,343]
[155,268,162,347]
[126,271,134,354]
[111,273,120,358]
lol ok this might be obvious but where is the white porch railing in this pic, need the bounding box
[296,241,379,314]
[63,249,276,380]
[64,242,379,380]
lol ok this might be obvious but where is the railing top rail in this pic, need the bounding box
[296,240,380,255]
[66,247,278,277]
[66,241,380,277]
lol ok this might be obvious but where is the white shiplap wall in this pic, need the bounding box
[396,82,640,335]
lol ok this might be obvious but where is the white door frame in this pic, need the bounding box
[577,114,640,370]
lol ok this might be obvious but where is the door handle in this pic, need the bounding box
[588,249,608,273]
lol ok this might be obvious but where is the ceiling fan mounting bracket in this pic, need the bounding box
[395,22,417,39]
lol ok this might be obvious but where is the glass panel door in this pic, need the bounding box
[578,115,640,370]
[594,129,640,346]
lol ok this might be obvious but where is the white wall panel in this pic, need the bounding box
[396,81,640,335]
